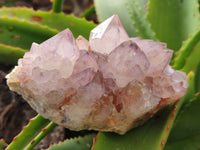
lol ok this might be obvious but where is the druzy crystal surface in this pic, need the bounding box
[6,15,188,134]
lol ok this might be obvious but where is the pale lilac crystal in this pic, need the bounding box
[89,15,129,54]
[132,37,173,75]
[76,35,89,50]
[150,66,188,101]
[105,40,150,87]
[6,15,188,135]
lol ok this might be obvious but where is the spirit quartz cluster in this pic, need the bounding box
[6,15,188,134]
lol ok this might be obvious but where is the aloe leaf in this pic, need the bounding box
[181,72,196,104]
[0,7,96,39]
[147,0,200,51]
[6,115,55,150]
[92,72,194,150]
[48,134,96,150]
[126,0,157,40]
[173,29,200,72]
[195,63,200,93]
[180,41,200,74]
[0,16,58,49]
[0,1,15,7]
[0,139,8,150]
[25,122,57,150]
[165,134,200,150]
[52,0,64,13]
[165,95,200,150]
[80,5,95,18]
[94,0,148,37]
[0,44,27,65]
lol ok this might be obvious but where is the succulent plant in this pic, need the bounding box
[1,0,200,150]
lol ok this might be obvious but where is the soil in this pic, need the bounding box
[0,64,35,144]
[0,0,95,17]
[0,0,97,149]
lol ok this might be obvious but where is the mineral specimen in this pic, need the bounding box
[6,15,188,134]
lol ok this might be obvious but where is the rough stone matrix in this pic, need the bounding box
[6,15,188,134]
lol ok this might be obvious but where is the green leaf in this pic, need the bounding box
[0,139,8,150]
[48,134,96,150]
[94,0,148,37]
[181,72,196,105]
[165,95,200,150]
[0,7,96,39]
[0,44,27,65]
[80,5,95,19]
[165,134,200,150]
[52,0,64,13]
[6,115,55,150]
[126,0,157,40]
[0,16,58,49]
[173,29,200,72]
[181,41,200,73]
[194,63,200,93]
[147,0,200,51]
[25,122,57,150]
[0,1,15,7]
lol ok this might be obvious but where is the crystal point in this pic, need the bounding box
[89,15,129,54]
[132,38,173,75]
[40,29,79,61]
[76,35,89,50]
[6,15,188,135]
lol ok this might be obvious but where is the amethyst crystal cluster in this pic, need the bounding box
[6,15,188,134]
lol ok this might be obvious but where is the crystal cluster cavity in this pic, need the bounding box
[6,15,188,134]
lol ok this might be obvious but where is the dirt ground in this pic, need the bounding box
[0,0,97,149]
[0,0,93,16]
